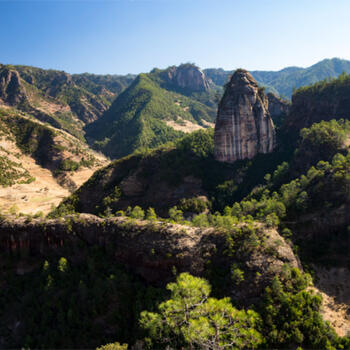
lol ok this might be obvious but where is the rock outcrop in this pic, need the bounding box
[0,214,300,303]
[214,69,276,163]
[0,67,27,106]
[162,64,214,92]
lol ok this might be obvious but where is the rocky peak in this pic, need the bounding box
[214,69,276,163]
[0,67,27,106]
[163,64,213,92]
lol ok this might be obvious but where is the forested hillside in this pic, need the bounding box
[1,64,350,349]
[86,65,216,159]
[204,58,350,98]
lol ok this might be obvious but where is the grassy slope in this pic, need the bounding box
[86,74,215,159]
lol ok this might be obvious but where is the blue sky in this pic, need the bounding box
[1,0,350,74]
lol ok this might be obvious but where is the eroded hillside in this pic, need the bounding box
[0,107,108,214]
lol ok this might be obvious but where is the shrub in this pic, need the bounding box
[130,206,145,220]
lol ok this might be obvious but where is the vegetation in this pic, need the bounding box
[139,270,348,349]
[140,273,262,349]
[0,249,164,348]
[86,72,215,159]
[3,62,350,350]
[53,128,291,217]
[0,155,35,186]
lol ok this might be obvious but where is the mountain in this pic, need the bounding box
[2,67,350,349]
[0,63,134,139]
[0,106,108,214]
[86,64,216,159]
[204,58,350,98]
[57,72,350,217]
[150,63,215,94]
[71,72,136,103]
[0,64,128,213]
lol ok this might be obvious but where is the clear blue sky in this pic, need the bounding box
[1,0,350,75]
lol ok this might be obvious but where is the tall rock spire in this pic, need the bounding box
[214,69,276,163]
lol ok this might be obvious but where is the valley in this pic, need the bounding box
[0,58,350,349]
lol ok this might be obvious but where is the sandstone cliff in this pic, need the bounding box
[214,69,276,163]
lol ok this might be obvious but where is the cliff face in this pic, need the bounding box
[0,214,300,303]
[214,69,276,163]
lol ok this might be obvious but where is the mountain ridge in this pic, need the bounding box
[204,57,350,98]
[86,66,217,159]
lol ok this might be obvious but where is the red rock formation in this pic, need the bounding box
[214,69,276,163]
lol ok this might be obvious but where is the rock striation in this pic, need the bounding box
[214,69,276,163]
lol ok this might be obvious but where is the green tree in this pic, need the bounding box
[168,206,184,222]
[192,213,210,227]
[130,206,145,219]
[146,207,157,221]
[58,257,68,273]
[139,273,262,349]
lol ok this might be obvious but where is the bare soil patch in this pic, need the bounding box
[310,266,350,337]
[166,119,213,133]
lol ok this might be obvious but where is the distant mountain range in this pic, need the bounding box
[205,58,350,98]
[1,57,349,165]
